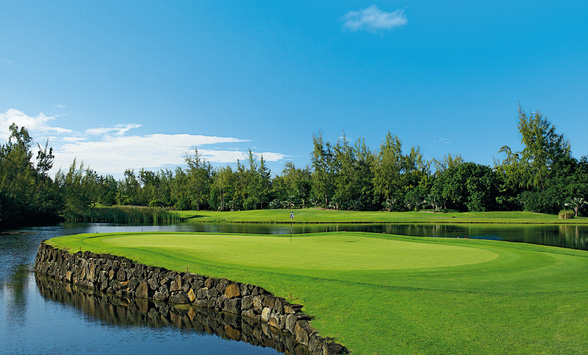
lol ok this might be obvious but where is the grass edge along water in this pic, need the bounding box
[176,209,588,224]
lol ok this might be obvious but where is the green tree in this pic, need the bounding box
[432,162,499,211]
[518,156,588,214]
[138,169,161,206]
[373,132,430,211]
[96,175,118,206]
[185,148,213,210]
[243,150,260,210]
[311,133,335,207]
[55,160,98,221]
[373,132,403,206]
[272,162,311,208]
[331,136,376,211]
[332,135,354,210]
[156,169,175,207]
[433,153,464,173]
[498,106,571,191]
[257,155,272,209]
[210,166,236,211]
[0,124,61,225]
[172,167,190,210]
[352,138,377,210]
[116,169,141,205]
[565,197,587,217]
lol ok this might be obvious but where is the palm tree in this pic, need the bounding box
[565,197,588,217]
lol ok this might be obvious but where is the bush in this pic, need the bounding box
[558,210,575,219]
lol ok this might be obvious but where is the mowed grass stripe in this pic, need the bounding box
[48,232,588,354]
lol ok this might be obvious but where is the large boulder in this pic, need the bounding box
[241,295,254,310]
[253,295,264,311]
[284,303,303,314]
[224,283,241,299]
[261,307,272,323]
[224,298,241,314]
[294,320,315,347]
[169,292,190,304]
[268,314,285,329]
[136,281,150,299]
[286,314,298,333]
[224,325,241,341]
[169,275,182,292]
[153,285,170,302]
[187,288,196,302]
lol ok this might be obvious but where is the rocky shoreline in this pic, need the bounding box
[34,242,348,355]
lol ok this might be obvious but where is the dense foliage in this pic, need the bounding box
[1,107,587,227]
[0,124,60,226]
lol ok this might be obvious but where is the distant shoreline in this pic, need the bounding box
[175,208,588,225]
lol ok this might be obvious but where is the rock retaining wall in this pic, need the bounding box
[34,242,348,355]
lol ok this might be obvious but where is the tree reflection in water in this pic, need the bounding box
[35,275,309,355]
[2,264,31,327]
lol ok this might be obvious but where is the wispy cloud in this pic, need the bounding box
[0,108,72,140]
[54,104,67,109]
[62,137,87,143]
[342,5,407,32]
[199,150,286,164]
[429,138,452,146]
[86,123,143,136]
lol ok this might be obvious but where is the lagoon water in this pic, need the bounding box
[1,222,587,354]
[0,224,279,355]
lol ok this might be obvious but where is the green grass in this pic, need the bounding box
[176,208,588,224]
[49,232,588,354]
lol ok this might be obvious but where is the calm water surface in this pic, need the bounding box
[1,222,587,354]
[0,224,279,355]
[181,222,588,250]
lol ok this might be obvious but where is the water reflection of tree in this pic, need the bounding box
[559,224,587,250]
[160,223,588,250]
[2,264,31,327]
[35,275,309,355]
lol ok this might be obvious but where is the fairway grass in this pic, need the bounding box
[49,232,588,354]
[176,209,588,225]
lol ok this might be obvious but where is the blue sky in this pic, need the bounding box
[1,1,587,176]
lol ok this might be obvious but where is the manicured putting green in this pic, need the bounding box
[103,233,498,270]
[49,232,588,354]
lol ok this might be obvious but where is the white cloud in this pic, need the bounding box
[199,149,286,163]
[86,124,142,136]
[2,108,287,175]
[342,5,407,32]
[0,108,73,140]
[54,104,67,109]
[434,138,452,145]
[62,137,87,143]
[52,133,284,175]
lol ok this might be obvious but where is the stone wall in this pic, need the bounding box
[34,242,348,355]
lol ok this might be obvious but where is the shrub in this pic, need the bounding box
[558,210,575,219]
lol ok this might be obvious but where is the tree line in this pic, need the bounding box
[1,107,587,227]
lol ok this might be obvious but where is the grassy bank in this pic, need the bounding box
[176,208,588,224]
[49,232,588,354]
